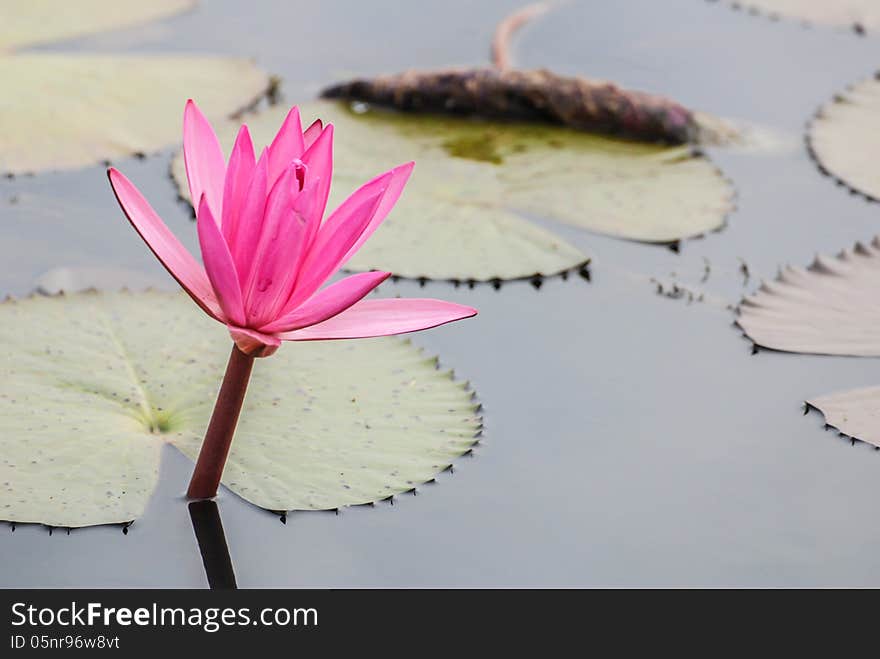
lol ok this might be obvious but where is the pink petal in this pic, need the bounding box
[183,99,226,220]
[300,123,334,222]
[231,148,270,285]
[340,161,414,264]
[267,107,305,188]
[196,195,246,327]
[284,162,411,308]
[221,125,256,247]
[241,164,311,327]
[279,298,477,341]
[280,175,324,297]
[285,173,390,310]
[227,326,280,358]
[107,168,224,322]
[298,173,324,253]
[260,270,391,333]
[303,119,323,149]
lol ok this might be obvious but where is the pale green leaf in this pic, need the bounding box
[0,54,270,175]
[0,291,481,526]
[173,101,733,281]
[0,0,196,51]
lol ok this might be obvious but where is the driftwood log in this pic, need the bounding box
[320,68,698,145]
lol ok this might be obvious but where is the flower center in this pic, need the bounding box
[138,406,177,435]
[292,159,306,191]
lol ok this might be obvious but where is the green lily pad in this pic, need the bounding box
[719,1,879,32]
[0,54,270,175]
[0,0,195,51]
[808,75,880,201]
[0,290,481,527]
[173,101,733,281]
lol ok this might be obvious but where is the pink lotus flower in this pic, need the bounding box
[108,100,476,358]
[107,100,477,500]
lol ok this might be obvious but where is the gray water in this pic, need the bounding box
[3,0,880,587]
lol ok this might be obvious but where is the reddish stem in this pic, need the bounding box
[491,2,551,70]
[187,345,255,500]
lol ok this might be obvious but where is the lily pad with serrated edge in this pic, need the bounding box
[807,387,880,448]
[0,290,482,527]
[737,238,880,449]
[718,1,879,33]
[0,0,196,52]
[807,388,880,448]
[172,101,734,282]
[0,54,271,175]
[807,74,880,202]
[737,236,880,356]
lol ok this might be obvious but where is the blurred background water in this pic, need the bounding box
[3,0,880,586]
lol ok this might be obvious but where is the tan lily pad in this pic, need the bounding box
[0,290,481,527]
[808,74,880,201]
[0,0,196,51]
[808,387,880,448]
[0,54,270,175]
[722,1,880,32]
[737,237,880,356]
[738,238,880,449]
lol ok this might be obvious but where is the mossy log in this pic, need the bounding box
[321,68,698,145]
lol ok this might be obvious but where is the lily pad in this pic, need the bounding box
[0,0,196,51]
[173,101,734,281]
[808,75,880,201]
[34,266,169,296]
[721,1,880,32]
[0,290,481,527]
[737,237,880,356]
[0,54,270,175]
[808,387,880,448]
[737,238,880,448]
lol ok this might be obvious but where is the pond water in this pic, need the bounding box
[4,0,880,587]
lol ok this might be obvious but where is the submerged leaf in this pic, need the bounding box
[173,101,733,281]
[808,74,880,201]
[0,291,481,526]
[737,237,880,356]
[0,54,270,175]
[0,0,195,51]
[34,266,168,296]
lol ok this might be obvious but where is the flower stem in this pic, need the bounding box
[187,345,255,500]
[188,500,237,589]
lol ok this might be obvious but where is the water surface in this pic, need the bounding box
[3,0,880,587]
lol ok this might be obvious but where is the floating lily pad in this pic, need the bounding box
[0,1,272,174]
[0,54,270,175]
[737,237,880,356]
[737,238,880,448]
[721,1,879,32]
[173,101,733,281]
[0,290,481,527]
[33,266,169,296]
[0,0,196,51]
[808,387,880,448]
[808,75,880,201]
